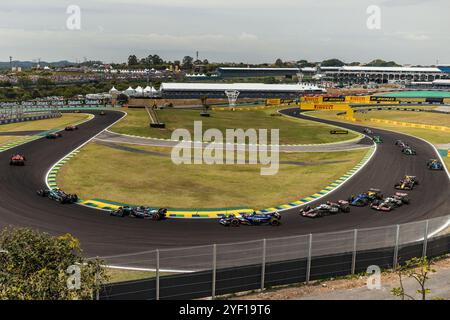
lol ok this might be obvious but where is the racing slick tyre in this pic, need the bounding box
[269,218,281,226]
[36,189,47,197]
[230,219,240,227]
[342,206,350,213]
[152,213,161,221]
[402,198,410,205]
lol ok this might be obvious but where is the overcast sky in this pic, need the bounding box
[1,0,449,65]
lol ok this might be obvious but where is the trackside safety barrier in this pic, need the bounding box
[98,214,450,300]
[369,118,450,133]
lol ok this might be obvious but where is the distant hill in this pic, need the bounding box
[0,60,76,70]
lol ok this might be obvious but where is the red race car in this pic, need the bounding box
[65,125,78,131]
[10,154,26,166]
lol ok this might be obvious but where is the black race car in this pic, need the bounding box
[65,125,79,131]
[110,206,167,220]
[395,140,409,148]
[219,211,281,227]
[370,192,410,212]
[46,132,62,139]
[37,188,78,204]
[299,200,350,218]
[402,147,416,155]
[394,175,419,190]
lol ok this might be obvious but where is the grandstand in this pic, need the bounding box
[320,66,446,83]
[217,67,300,78]
[159,83,325,99]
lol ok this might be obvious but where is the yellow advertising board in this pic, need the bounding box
[266,99,281,106]
[345,96,371,104]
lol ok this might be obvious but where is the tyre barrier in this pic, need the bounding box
[0,113,61,125]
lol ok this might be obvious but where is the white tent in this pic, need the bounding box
[143,86,152,93]
[135,86,144,95]
[124,86,135,96]
[109,86,119,94]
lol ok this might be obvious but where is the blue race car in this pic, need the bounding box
[348,188,384,207]
[219,211,281,227]
[37,188,78,204]
[427,159,444,171]
[111,206,167,220]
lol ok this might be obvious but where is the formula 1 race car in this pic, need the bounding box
[370,192,410,212]
[9,154,26,166]
[395,140,409,148]
[110,206,167,220]
[36,188,78,204]
[46,132,62,139]
[299,200,350,218]
[348,188,384,207]
[363,128,373,135]
[402,147,416,155]
[373,136,383,144]
[65,125,78,131]
[394,175,419,190]
[427,159,444,171]
[219,211,281,227]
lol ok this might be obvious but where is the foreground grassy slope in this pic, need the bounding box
[111,108,359,145]
[58,142,369,209]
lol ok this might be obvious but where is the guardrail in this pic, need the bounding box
[98,214,450,300]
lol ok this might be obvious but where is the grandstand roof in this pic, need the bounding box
[160,83,324,92]
[218,67,300,71]
[340,66,442,73]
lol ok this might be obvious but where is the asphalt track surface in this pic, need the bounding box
[0,109,449,260]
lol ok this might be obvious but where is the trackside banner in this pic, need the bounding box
[370,96,397,102]
[323,97,346,102]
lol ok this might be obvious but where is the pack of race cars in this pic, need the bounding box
[395,140,417,156]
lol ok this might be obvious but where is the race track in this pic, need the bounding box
[0,109,449,260]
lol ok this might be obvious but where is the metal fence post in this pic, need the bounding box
[422,220,429,258]
[261,239,266,291]
[212,244,217,300]
[156,249,160,300]
[351,229,358,275]
[393,225,400,270]
[306,234,312,284]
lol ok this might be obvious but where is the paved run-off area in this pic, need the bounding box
[57,142,370,210]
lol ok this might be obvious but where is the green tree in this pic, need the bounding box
[116,93,129,105]
[365,59,400,67]
[275,58,284,67]
[182,56,194,70]
[321,59,345,67]
[0,227,108,300]
[128,55,138,66]
[391,257,436,300]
